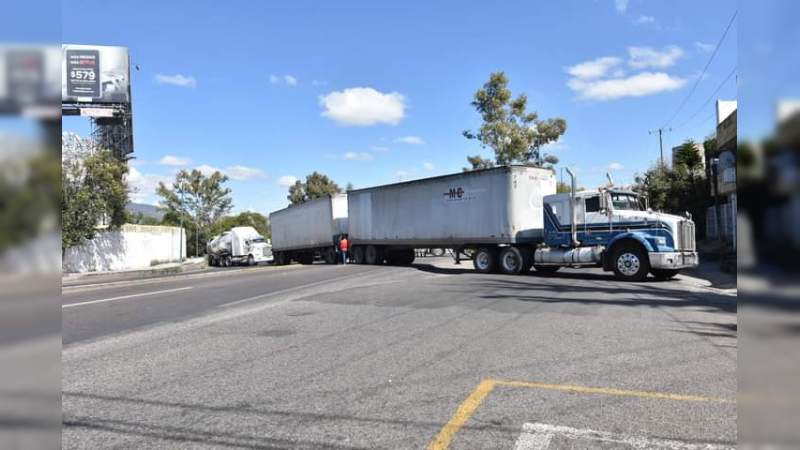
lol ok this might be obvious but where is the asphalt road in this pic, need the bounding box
[62,258,737,449]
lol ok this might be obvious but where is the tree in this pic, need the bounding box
[288,171,341,205]
[634,160,711,236]
[157,169,233,256]
[463,72,566,170]
[62,147,129,250]
[674,139,703,174]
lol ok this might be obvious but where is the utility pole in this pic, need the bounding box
[649,127,672,166]
[178,189,185,262]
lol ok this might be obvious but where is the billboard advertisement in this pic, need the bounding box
[61,44,130,105]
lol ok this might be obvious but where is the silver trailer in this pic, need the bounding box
[346,166,556,265]
[269,194,348,265]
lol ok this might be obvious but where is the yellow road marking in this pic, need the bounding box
[494,379,734,404]
[427,378,734,450]
[427,379,496,450]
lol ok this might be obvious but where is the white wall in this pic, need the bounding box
[63,224,186,273]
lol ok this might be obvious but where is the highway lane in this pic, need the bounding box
[62,263,381,345]
[62,258,737,449]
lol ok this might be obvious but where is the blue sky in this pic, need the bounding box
[61,0,738,215]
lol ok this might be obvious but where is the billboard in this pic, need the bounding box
[61,44,130,105]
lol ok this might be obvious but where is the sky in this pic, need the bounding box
[60,0,738,215]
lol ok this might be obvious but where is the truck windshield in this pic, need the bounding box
[610,193,642,211]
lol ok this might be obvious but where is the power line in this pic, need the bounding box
[663,10,737,128]
[674,66,737,130]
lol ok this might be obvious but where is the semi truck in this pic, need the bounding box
[206,226,272,267]
[269,194,349,265]
[270,166,698,281]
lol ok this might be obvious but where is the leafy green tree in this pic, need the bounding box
[463,72,566,170]
[288,171,341,205]
[62,148,128,250]
[126,211,162,226]
[674,139,704,174]
[157,169,233,256]
[2,152,59,253]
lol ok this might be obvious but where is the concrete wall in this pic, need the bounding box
[63,224,186,273]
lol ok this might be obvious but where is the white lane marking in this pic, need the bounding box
[513,423,734,450]
[62,287,194,309]
[512,427,552,450]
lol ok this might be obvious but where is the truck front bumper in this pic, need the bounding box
[648,251,698,270]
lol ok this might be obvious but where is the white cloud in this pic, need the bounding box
[319,87,406,126]
[615,0,629,14]
[628,46,684,69]
[394,136,425,145]
[277,175,298,187]
[343,151,374,161]
[226,165,266,181]
[423,162,435,171]
[695,41,714,52]
[158,155,190,166]
[155,74,197,88]
[125,166,171,204]
[608,162,625,171]
[566,57,623,80]
[371,145,390,152]
[195,164,221,176]
[269,74,298,86]
[636,15,655,24]
[568,71,686,100]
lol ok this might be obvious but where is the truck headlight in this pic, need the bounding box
[654,236,667,246]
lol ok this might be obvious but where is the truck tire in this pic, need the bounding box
[498,247,524,275]
[612,243,650,282]
[323,248,337,264]
[473,247,497,273]
[651,269,680,280]
[352,246,365,264]
[247,255,255,266]
[365,245,380,265]
[533,265,560,275]
[274,252,286,265]
[399,249,415,265]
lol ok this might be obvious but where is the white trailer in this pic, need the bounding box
[269,194,348,265]
[346,166,555,264]
[207,226,272,267]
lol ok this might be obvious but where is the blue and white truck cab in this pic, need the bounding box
[532,169,698,281]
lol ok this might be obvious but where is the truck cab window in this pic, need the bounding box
[585,196,600,213]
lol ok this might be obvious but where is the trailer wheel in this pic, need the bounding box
[612,243,650,282]
[323,248,337,264]
[498,247,525,275]
[352,246,365,264]
[473,247,496,273]
[365,245,380,265]
[399,249,415,265]
[432,248,445,257]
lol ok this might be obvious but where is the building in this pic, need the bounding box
[705,100,737,245]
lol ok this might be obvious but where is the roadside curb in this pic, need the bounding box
[61,263,304,291]
[62,259,207,287]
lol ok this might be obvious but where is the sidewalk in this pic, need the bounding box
[62,257,208,287]
[680,259,737,291]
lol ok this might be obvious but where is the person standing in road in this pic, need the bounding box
[339,235,349,264]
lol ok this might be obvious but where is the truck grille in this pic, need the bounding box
[678,220,696,251]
